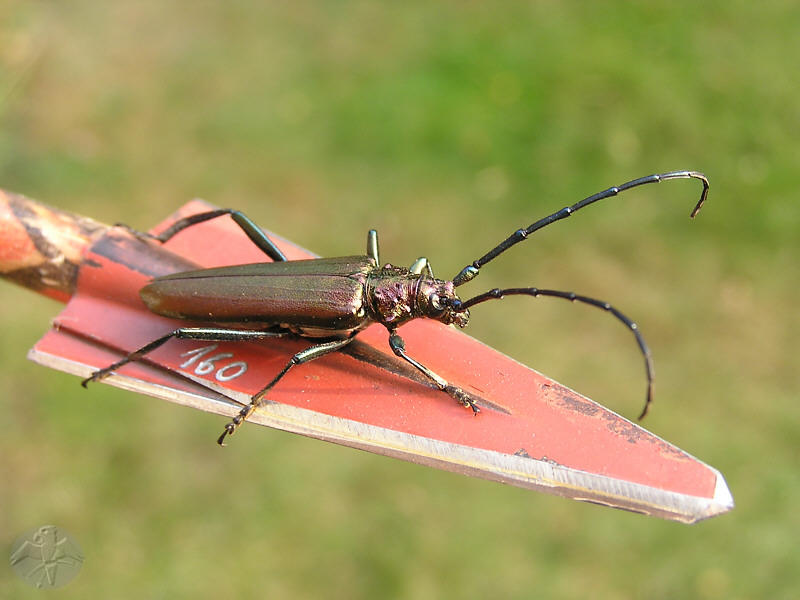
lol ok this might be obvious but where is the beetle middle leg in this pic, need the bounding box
[388,331,480,414]
[217,336,356,445]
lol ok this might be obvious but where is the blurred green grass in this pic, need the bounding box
[2,1,799,598]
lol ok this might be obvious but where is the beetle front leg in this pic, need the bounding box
[409,257,434,277]
[218,336,356,445]
[388,331,480,414]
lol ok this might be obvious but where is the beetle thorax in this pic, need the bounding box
[366,265,469,329]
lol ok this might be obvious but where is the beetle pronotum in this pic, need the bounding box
[83,171,709,444]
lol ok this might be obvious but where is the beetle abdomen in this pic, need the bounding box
[140,256,375,332]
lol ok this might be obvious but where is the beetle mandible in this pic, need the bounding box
[83,170,709,444]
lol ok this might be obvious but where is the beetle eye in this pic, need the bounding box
[430,294,445,311]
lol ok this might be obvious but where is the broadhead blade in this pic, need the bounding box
[28,200,733,523]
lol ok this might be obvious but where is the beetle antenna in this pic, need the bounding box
[452,171,709,287]
[451,287,655,419]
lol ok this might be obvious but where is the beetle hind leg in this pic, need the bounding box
[117,209,288,262]
[81,327,292,388]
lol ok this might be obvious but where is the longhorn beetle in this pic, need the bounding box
[83,171,709,444]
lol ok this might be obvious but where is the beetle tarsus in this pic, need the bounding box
[217,423,236,446]
[81,373,99,388]
[82,363,122,387]
[446,384,480,414]
[112,223,155,244]
[218,410,248,446]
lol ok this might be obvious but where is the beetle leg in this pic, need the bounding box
[366,229,380,263]
[119,209,288,262]
[409,257,434,277]
[388,331,480,414]
[218,336,356,445]
[81,327,291,387]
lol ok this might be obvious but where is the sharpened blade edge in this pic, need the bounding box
[29,347,733,524]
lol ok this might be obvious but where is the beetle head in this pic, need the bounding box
[417,279,469,328]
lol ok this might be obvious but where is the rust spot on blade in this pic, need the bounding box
[542,381,691,459]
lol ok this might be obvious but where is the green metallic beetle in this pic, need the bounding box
[83,171,708,444]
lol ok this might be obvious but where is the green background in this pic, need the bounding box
[2,2,798,598]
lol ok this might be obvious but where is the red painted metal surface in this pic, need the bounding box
[19,199,732,522]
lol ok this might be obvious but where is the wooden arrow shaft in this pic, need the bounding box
[0,190,109,302]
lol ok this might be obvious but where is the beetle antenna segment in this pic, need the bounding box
[451,288,655,419]
[452,171,709,287]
